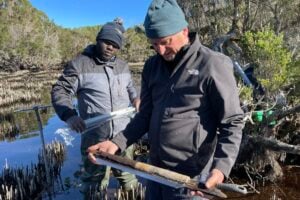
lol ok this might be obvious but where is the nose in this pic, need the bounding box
[155,45,166,55]
[106,44,114,50]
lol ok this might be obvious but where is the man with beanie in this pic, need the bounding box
[51,18,139,198]
[88,0,244,199]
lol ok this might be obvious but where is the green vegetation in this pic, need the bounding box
[241,29,292,92]
[121,26,153,62]
[0,0,151,71]
[176,0,299,104]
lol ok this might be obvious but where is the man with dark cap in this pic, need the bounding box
[51,18,139,197]
[88,0,244,199]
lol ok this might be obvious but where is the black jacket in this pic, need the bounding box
[112,33,244,178]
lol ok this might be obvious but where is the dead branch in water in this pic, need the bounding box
[246,135,300,155]
[264,104,300,124]
[250,104,300,155]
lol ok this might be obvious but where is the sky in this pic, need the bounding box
[29,0,152,29]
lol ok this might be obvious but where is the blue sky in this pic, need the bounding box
[29,0,152,29]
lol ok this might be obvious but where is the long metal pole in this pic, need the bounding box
[33,106,53,199]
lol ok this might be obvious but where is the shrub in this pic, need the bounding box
[241,29,292,92]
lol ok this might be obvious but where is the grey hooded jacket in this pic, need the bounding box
[51,45,138,141]
[112,33,244,178]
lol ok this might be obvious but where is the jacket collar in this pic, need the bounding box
[182,32,202,70]
[164,32,202,76]
[94,56,117,68]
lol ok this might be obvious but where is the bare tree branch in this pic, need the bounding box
[265,104,300,124]
[247,135,300,155]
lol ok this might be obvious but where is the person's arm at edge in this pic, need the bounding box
[206,56,245,188]
[51,61,86,132]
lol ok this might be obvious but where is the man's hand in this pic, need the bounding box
[190,168,224,196]
[87,141,119,164]
[132,98,141,112]
[66,115,86,133]
[205,168,224,189]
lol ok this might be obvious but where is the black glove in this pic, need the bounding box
[66,115,86,133]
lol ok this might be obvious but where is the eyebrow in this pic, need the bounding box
[151,37,172,46]
[102,40,119,48]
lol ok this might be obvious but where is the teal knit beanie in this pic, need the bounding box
[144,0,188,38]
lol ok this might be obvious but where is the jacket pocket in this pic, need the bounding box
[192,120,202,153]
[116,74,129,98]
[159,116,201,165]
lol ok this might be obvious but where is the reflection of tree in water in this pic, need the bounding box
[0,70,60,140]
[0,141,66,200]
[0,106,55,141]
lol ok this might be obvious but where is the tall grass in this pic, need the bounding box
[0,70,61,139]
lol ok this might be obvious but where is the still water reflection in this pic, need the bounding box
[0,111,84,199]
[0,110,299,199]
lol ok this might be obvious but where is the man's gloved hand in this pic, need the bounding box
[66,115,86,133]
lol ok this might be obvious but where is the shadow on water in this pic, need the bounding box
[0,69,299,199]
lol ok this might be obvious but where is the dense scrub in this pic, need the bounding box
[0,0,152,72]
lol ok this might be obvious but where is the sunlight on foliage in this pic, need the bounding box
[241,29,292,92]
[239,85,253,105]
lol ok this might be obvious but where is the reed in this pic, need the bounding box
[0,120,19,139]
[0,140,66,200]
[0,70,60,109]
[87,182,146,200]
[0,70,61,138]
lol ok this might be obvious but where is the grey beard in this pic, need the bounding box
[164,54,176,61]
